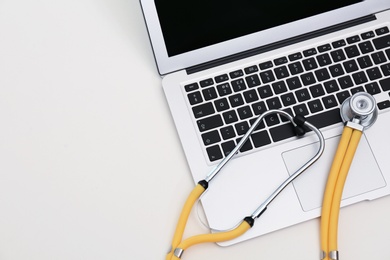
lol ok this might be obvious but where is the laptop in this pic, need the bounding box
[140,0,390,245]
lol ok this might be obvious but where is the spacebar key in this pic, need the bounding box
[306,108,342,129]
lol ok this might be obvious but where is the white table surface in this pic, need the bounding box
[1,0,390,259]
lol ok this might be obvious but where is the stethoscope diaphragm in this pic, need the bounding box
[340,92,378,129]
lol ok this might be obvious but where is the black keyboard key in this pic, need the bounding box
[220,126,236,140]
[249,118,265,131]
[222,110,239,124]
[269,123,296,142]
[343,60,359,73]
[288,52,302,61]
[302,57,318,70]
[280,108,293,122]
[344,45,360,58]
[281,93,296,107]
[346,35,360,44]
[352,71,368,85]
[192,102,215,118]
[272,81,288,94]
[202,87,218,101]
[371,51,387,64]
[380,78,390,91]
[361,31,375,40]
[365,82,381,95]
[366,67,382,81]
[197,115,223,132]
[185,82,199,92]
[243,89,259,103]
[231,78,247,92]
[215,74,229,83]
[338,75,354,89]
[245,74,261,87]
[381,63,390,76]
[308,99,324,113]
[206,145,223,161]
[202,130,221,146]
[317,53,332,67]
[329,64,345,77]
[351,86,365,94]
[293,103,309,116]
[332,39,346,48]
[322,95,338,109]
[236,137,253,153]
[336,90,351,104]
[306,108,342,129]
[258,85,273,99]
[274,57,288,65]
[331,49,346,62]
[266,97,282,109]
[324,79,340,93]
[274,66,290,79]
[214,98,230,112]
[310,84,326,98]
[303,48,317,57]
[259,61,273,70]
[200,78,214,87]
[188,91,203,105]
[373,34,390,50]
[229,94,244,107]
[230,69,244,79]
[252,101,267,115]
[260,70,276,83]
[315,68,331,82]
[286,76,302,90]
[217,83,232,96]
[244,65,258,74]
[301,72,317,86]
[251,130,272,148]
[288,62,304,75]
[235,121,250,135]
[295,88,311,102]
[359,41,375,54]
[378,100,390,110]
[375,27,389,36]
[357,55,373,69]
[318,44,332,52]
[237,105,253,119]
[265,114,280,127]
[221,141,236,156]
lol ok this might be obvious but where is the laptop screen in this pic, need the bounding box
[155,0,363,57]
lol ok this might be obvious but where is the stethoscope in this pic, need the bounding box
[166,110,325,260]
[166,92,378,260]
[320,92,378,260]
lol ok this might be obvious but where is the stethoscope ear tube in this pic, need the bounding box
[166,109,325,259]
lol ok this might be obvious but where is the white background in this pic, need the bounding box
[0,0,389,259]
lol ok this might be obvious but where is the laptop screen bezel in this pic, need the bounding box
[140,0,390,75]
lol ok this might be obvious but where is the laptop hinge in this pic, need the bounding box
[186,14,376,75]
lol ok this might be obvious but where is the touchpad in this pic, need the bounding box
[282,134,386,212]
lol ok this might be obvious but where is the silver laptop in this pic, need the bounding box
[140,0,390,245]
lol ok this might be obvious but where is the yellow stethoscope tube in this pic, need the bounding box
[320,92,378,260]
[320,126,362,260]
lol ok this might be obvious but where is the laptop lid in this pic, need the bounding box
[140,0,390,75]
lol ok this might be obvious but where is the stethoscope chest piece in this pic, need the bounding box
[340,92,378,129]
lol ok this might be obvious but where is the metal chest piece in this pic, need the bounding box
[340,92,378,129]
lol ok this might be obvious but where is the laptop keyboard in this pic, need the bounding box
[184,26,390,162]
